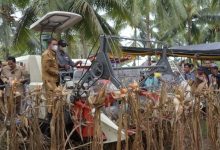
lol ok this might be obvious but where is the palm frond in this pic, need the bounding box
[12,0,30,9]
[13,6,40,55]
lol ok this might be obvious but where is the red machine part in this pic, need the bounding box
[140,90,160,103]
[72,88,160,139]
[72,100,107,140]
[73,101,94,138]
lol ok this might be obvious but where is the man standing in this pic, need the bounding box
[1,56,27,114]
[196,67,208,82]
[57,40,82,71]
[209,64,220,89]
[183,63,195,81]
[41,38,59,116]
[203,60,212,76]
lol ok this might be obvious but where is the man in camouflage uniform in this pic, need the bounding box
[41,38,59,117]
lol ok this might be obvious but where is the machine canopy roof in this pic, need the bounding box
[121,42,220,60]
[170,42,220,54]
[30,11,82,33]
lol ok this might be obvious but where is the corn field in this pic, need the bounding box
[0,80,219,150]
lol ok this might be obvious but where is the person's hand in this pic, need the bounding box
[4,80,9,84]
[64,64,70,70]
[194,53,200,58]
[76,61,82,66]
[19,79,28,84]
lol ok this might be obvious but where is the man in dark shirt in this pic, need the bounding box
[203,60,212,76]
[209,65,220,89]
[183,63,195,81]
[199,60,213,85]
[57,40,82,71]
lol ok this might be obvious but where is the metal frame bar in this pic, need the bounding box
[113,65,164,70]
[104,35,167,46]
[76,35,174,91]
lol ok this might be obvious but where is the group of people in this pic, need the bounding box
[41,38,82,119]
[140,59,220,92]
[1,38,220,118]
[183,60,220,89]
[0,38,81,116]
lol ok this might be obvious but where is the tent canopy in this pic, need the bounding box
[121,42,220,60]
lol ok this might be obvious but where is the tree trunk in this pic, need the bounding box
[1,3,11,59]
[146,13,151,66]
[134,28,137,47]
[187,17,192,45]
[215,27,220,41]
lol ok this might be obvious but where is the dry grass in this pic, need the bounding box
[114,80,220,150]
[0,80,219,150]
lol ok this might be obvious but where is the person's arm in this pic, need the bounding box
[1,67,8,83]
[216,75,220,89]
[69,57,75,67]
[72,60,82,67]
[20,69,30,84]
[66,54,82,67]
[58,63,65,69]
[191,72,196,81]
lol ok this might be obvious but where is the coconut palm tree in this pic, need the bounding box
[2,0,219,59]
[0,0,39,58]
[196,0,220,42]
[154,0,220,46]
[3,0,132,58]
[0,1,15,59]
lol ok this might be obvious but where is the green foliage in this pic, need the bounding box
[13,7,39,55]
[12,0,30,8]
